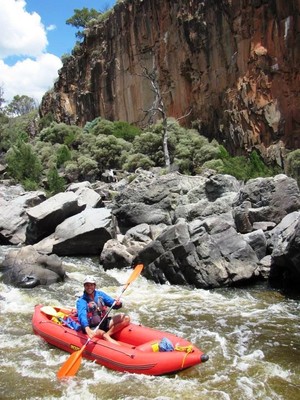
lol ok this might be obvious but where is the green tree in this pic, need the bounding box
[5,140,42,186]
[47,167,66,195]
[5,95,37,116]
[113,121,141,142]
[132,131,165,167]
[66,8,101,39]
[123,153,155,171]
[56,144,72,167]
[84,117,141,141]
[39,122,81,146]
[77,156,99,181]
[94,135,131,171]
[89,118,115,136]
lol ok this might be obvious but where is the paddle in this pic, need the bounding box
[41,306,75,317]
[41,306,59,317]
[56,263,144,379]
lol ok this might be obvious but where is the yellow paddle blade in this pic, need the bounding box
[57,345,86,379]
[40,306,59,317]
[125,264,144,287]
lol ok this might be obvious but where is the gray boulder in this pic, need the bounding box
[100,239,134,269]
[0,245,65,287]
[243,229,267,260]
[136,218,261,289]
[233,174,300,233]
[0,185,46,244]
[68,184,104,208]
[268,211,300,290]
[26,191,85,244]
[100,223,165,270]
[34,207,113,256]
[113,171,241,231]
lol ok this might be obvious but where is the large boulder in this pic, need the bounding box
[34,208,113,256]
[113,170,241,231]
[267,211,300,291]
[233,175,300,233]
[66,183,104,208]
[0,184,46,245]
[26,191,85,244]
[135,218,262,289]
[0,245,65,288]
[100,223,166,270]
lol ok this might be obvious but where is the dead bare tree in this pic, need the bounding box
[140,66,171,168]
[139,66,192,169]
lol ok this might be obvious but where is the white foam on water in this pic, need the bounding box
[236,376,263,398]
[199,389,231,400]
[200,329,230,360]
[0,261,299,399]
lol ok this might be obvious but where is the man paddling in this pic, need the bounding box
[76,276,130,345]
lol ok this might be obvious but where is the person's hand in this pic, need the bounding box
[85,326,96,339]
[114,299,122,309]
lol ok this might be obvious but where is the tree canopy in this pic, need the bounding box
[66,8,101,39]
[5,95,37,117]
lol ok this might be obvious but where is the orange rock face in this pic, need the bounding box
[40,0,300,166]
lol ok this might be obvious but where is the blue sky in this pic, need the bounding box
[0,0,116,103]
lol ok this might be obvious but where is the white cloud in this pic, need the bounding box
[47,24,56,32]
[0,0,47,59]
[0,54,62,103]
[0,0,62,103]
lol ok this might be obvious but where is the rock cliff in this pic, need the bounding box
[40,0,300,166]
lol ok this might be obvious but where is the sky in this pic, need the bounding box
[0,0,116,104]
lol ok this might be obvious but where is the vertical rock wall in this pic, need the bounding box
[40,0,300,165]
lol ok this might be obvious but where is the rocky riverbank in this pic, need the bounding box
[0,169,299,293]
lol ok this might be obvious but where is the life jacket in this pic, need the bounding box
[87,297,107,327]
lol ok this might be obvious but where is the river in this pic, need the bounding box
[0,249,299,400]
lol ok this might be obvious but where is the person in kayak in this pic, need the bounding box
[76,276,130,345]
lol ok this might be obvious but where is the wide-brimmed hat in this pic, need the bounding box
[83,276,96,285]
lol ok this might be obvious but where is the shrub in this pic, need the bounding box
[218,147,280,180]
[38,112,55,130]
[64,161,80,182]
[286,149,300,187]
[5,140,42,185]
[77,156,99,181]
[89,118,115,136]
[123,153,155,171]
[47,167,66,195]
[91,135,131,171]
[113,121,141,142]
[56,144,72,167]
[132,131,165,166]
[22,179,39,191]
[39,122,81,146]
[33,141,58,170]
[201,158,224,173]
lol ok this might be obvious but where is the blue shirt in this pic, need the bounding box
[76,289,116,328]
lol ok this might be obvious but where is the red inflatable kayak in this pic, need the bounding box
[32,304,209,376]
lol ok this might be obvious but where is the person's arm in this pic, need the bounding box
[98,291,122,309]
[76,297,89,328]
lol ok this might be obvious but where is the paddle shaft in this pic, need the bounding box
[56,264,143,378]
[91,273,138,333]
